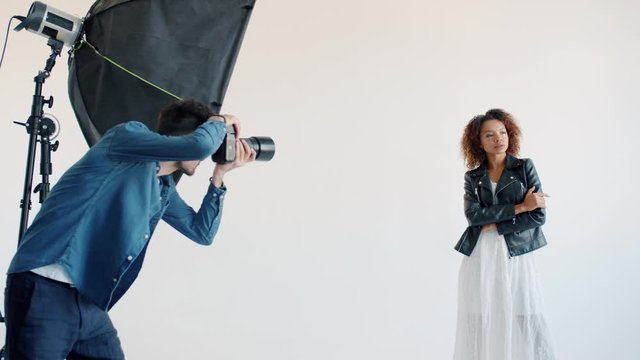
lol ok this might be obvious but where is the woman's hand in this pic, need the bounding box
[516,186,549,214]
[481,223,497,232]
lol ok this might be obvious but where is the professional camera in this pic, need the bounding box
[211,124,275,164]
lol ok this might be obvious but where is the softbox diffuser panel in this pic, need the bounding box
[68,0,256,146]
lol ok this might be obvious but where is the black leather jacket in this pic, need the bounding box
[455,154,547,257]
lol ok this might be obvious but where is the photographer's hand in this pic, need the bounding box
[208,114,241,137]
[210,139,256,187]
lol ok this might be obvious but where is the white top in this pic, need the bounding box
[31,263,74,284]
[491,181,498,201]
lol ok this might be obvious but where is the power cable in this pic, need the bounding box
[0,16,25,71]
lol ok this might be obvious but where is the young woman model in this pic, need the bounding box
[453,109,555,360]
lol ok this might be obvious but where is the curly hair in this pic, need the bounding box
[156,99,214,136]
[461,109,522,169]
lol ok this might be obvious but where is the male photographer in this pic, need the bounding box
[4,99,255,359]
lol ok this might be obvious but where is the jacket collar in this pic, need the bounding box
[468,154,522,178]
[505,154,523,169]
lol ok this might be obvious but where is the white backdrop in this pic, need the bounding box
[1,0,639,359]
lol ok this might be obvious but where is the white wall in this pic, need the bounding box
[1,0,639,358]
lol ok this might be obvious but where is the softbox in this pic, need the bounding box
[68,0,256,146]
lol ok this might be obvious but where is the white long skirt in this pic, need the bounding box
[453,227,556,360]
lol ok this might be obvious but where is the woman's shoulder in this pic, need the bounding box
[506,154,536,169]
[465,164,485,178]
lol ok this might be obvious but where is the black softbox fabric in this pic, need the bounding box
[68,0,256,146]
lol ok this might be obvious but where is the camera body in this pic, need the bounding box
[211,124,275,164]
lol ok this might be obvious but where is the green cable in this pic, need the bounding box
[76,40,183,101]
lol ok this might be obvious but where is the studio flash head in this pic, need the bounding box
[14,1,83,47]
[212,124,275,164]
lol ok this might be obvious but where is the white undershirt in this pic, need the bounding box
[491,181,498,200]
[31,263,74,284]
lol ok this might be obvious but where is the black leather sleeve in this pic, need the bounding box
[496,159,546,235]
[463,173,516,226]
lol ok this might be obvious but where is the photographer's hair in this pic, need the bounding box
[156,99,214,136]
[461,108,522,169]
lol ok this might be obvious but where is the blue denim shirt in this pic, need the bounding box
[8,120,228,310]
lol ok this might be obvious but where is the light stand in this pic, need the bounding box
[16,38,62,243]
[0,35,63,360]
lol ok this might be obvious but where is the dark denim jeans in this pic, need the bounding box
[4,272,125,359]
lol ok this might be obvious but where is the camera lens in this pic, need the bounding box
[244,137,275,161]
[212,135,275,164]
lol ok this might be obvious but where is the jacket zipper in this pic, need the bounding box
[495,179,517,197]
[495,179,517,259]
[457,183,482,253]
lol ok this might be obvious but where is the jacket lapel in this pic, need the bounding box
[495,154,522,195]
[469,164,493,196]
